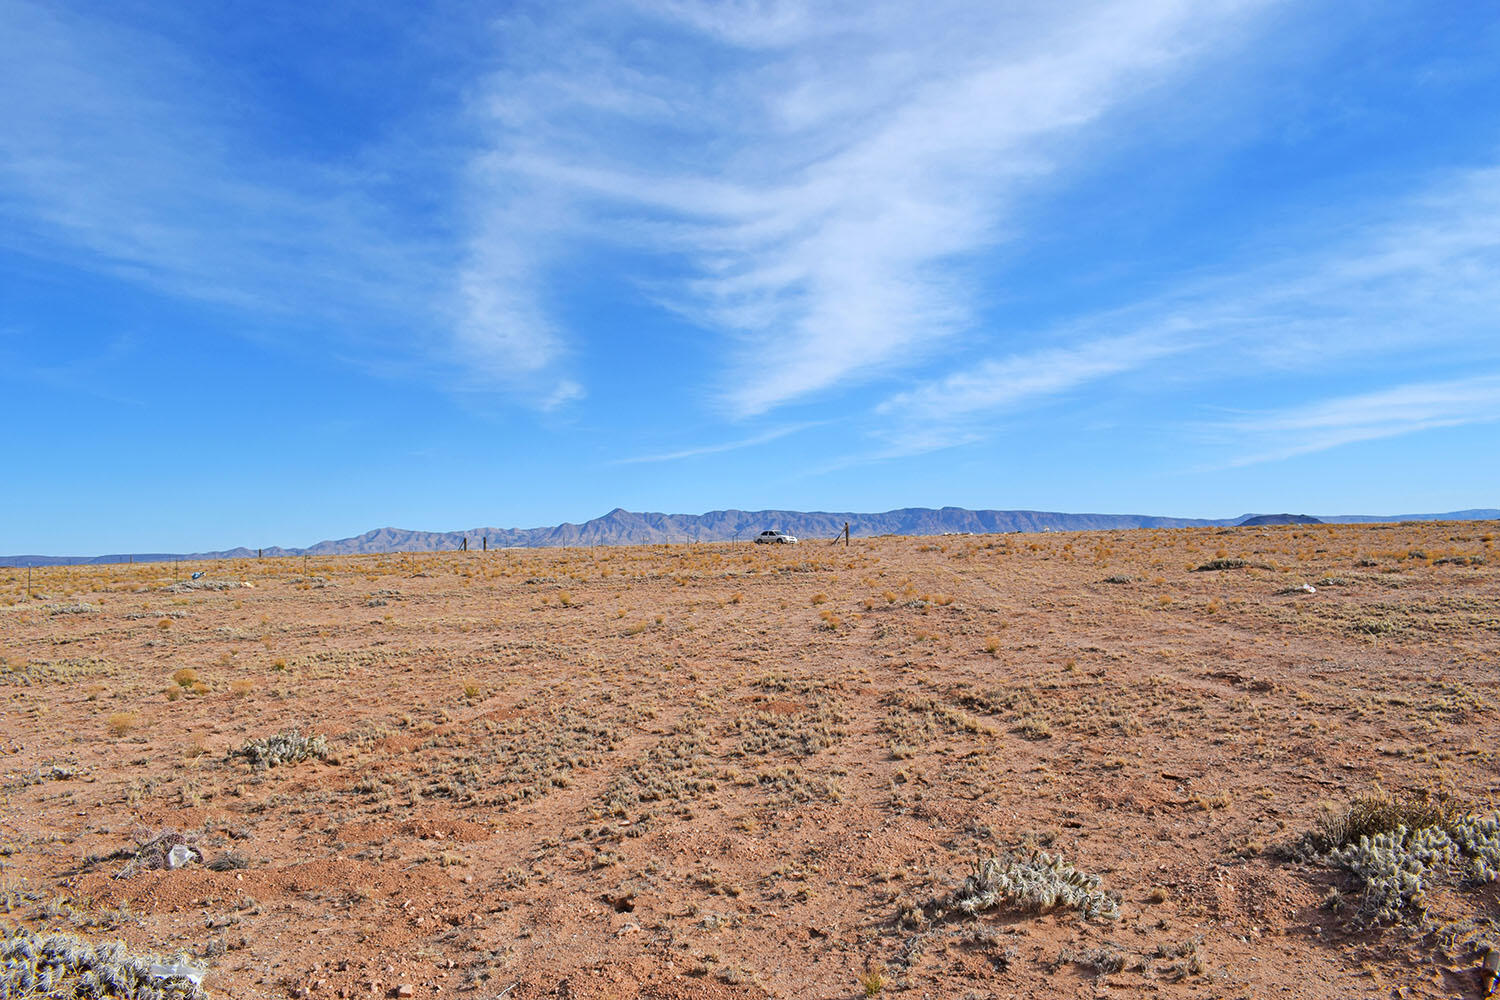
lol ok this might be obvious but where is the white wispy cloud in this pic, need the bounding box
[877,331,1192,424]
[0,0,574,405]
[870,159,1500,456]
[466,0,1271,415]
[609,421,820,465]
[1217,374,1500,467]
[864,330,1191,456]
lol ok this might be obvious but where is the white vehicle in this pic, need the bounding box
[754,529,799,544]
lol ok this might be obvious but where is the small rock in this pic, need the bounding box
[395,985,415,998]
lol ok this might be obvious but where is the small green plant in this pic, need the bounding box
[860,965,885,995]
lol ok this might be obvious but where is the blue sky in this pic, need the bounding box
[3,0,1498,553]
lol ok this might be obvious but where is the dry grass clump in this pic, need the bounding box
[1314,788,1467,853]
[163,578,241,592]
[1061,945,1126,976]
[1013,715,1053,740]
[886,692,998,737]
[106,712,137,737]
[230,728,330,769]
[427,707,621,810]
[1193,558,1248,571]
[731,700,846,758]
[599,725,716,829]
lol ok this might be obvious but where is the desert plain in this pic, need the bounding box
[2,521,1499,999]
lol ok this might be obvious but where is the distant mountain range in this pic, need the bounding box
[4,506,1497,568]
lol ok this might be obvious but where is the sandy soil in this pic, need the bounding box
[2,521,1498,999]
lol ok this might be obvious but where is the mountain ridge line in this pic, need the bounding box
[4,505,1497,567]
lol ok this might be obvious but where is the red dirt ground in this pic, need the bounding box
[2,521,1498,998]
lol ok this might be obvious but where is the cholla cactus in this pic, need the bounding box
[1330,813,1500,923]
[948,851,1119,922]
[1,924,204,999]
[231,728,330,769]
[1449,814,1500,882]
[1331,825,1455,922]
